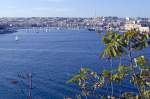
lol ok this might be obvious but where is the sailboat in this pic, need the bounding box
[15,35,19,41]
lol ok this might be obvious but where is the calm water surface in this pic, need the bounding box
[0,29,149,99]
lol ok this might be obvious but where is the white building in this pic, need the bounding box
[124,23,141,31]
[139,27,150,33]
[124,23,150,33]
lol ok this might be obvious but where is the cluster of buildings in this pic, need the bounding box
[0,17,150,33]
[124,17,150,33]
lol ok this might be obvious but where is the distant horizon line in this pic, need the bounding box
[0,16,150,18]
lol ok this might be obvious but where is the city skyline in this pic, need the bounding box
[0,0,150,17]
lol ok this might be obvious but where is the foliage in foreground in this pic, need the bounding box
[68,30,150,99]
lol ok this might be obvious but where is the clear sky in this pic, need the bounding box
[0,0,149,17]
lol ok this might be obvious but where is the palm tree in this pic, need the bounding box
[100,31,126,97]
[122,30,150,98]
[122,30,149,67]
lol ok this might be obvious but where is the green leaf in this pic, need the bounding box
[135,56,149,69]
[103,70,111,78]
[118,65,130,73]
[67,74,81,83]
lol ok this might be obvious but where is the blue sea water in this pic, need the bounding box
[0,29,149,99]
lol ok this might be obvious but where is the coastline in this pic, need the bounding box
[0,28,17,34]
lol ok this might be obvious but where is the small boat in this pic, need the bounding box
[57,27,60,30]
[15,35,19,41]
[88,28,96,31]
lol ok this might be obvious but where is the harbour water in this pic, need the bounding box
[0,29,149,99]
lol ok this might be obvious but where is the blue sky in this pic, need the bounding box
[0,0,149,17]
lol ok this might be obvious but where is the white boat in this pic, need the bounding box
[15,35,19,41]
[57,27,60,30]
